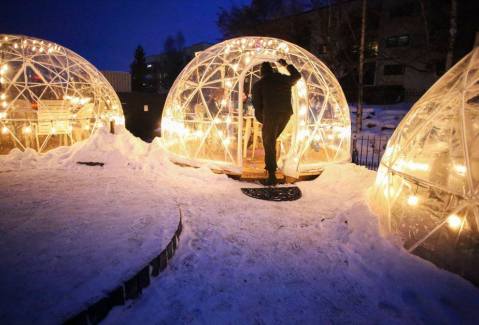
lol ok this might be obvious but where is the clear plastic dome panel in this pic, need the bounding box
[161,37,351,176]
[0,34,123,154]
[370,48,479,283]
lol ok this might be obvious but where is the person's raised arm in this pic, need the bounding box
[278,59,301,85]
[252,82,263,123]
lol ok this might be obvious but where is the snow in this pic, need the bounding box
[350,103,411,137]
[1,127,479,324]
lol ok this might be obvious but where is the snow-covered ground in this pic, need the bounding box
[1,128,479,324]
[350,103,411,137]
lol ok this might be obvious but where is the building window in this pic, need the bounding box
[386,35,410,48]
[366,41,379,57]
[384,64,405,75]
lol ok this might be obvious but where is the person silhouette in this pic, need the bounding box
[252,59,301,185]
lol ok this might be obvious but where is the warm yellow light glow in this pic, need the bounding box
[299,105,307,115]
[160,36,351,174]
[453,164,466,176]
[0,112,6,119]
[23,126,32,134]
[2,101,7,108]
[296,79,307,97]
[0,64,8,74]
[407,195,419,206]
[447,214,462,230]
[0,93,6,100]
[1,126,8,134]
[50,126,57,134]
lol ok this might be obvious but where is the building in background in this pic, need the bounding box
[101,71,132,93]
[245,0,477,104]
[102,71,165,141]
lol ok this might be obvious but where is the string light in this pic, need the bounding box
[1,126,9,134]
[453,164,466,176]
[23,126,32,134]
[407,195,419,206]
[447,214,462,230]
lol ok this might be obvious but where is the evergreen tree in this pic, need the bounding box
[130,45,147,92]
[160,32,187,90]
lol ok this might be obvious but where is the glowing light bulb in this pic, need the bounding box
[1,126,9,134]
[83,124,91,131]
[0,93,6,100]
[225,79,233,88]
[231,63,239,72]
[23,126,32,134]
[225,115,232,124]
[214,117,222,124]
[0,64,8,74]
[2,101,7,108]
[223,138,231,145]
[447,214,462,230]
[453,164,466,176]
[50,126,57,134]
[299,105,307,115]
[244,56,251,64]
[407,195,419,206]
[0,112,6,119]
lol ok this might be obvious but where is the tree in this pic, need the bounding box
[445,0,457,70]
[160,32,187,90]
[217,0,311,38]
[356,0,367,133]
[130,46,148,92]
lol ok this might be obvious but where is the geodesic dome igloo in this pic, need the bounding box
[370,47,479,283]
[0,34,123,154]
[161,37,351,177]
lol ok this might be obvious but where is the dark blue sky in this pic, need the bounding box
[0,0,250,71]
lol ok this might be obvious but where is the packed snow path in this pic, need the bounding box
[1,129,478,324]
[105,167,479,324]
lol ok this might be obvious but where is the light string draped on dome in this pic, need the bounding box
[161,37,351,177]
[370,47,479,283]
[0,34,123,154]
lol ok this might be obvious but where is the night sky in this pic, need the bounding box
[0,0,249,71]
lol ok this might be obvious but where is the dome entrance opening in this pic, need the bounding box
[161,37,351,178]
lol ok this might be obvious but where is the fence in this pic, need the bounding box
[351,134,390,170]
